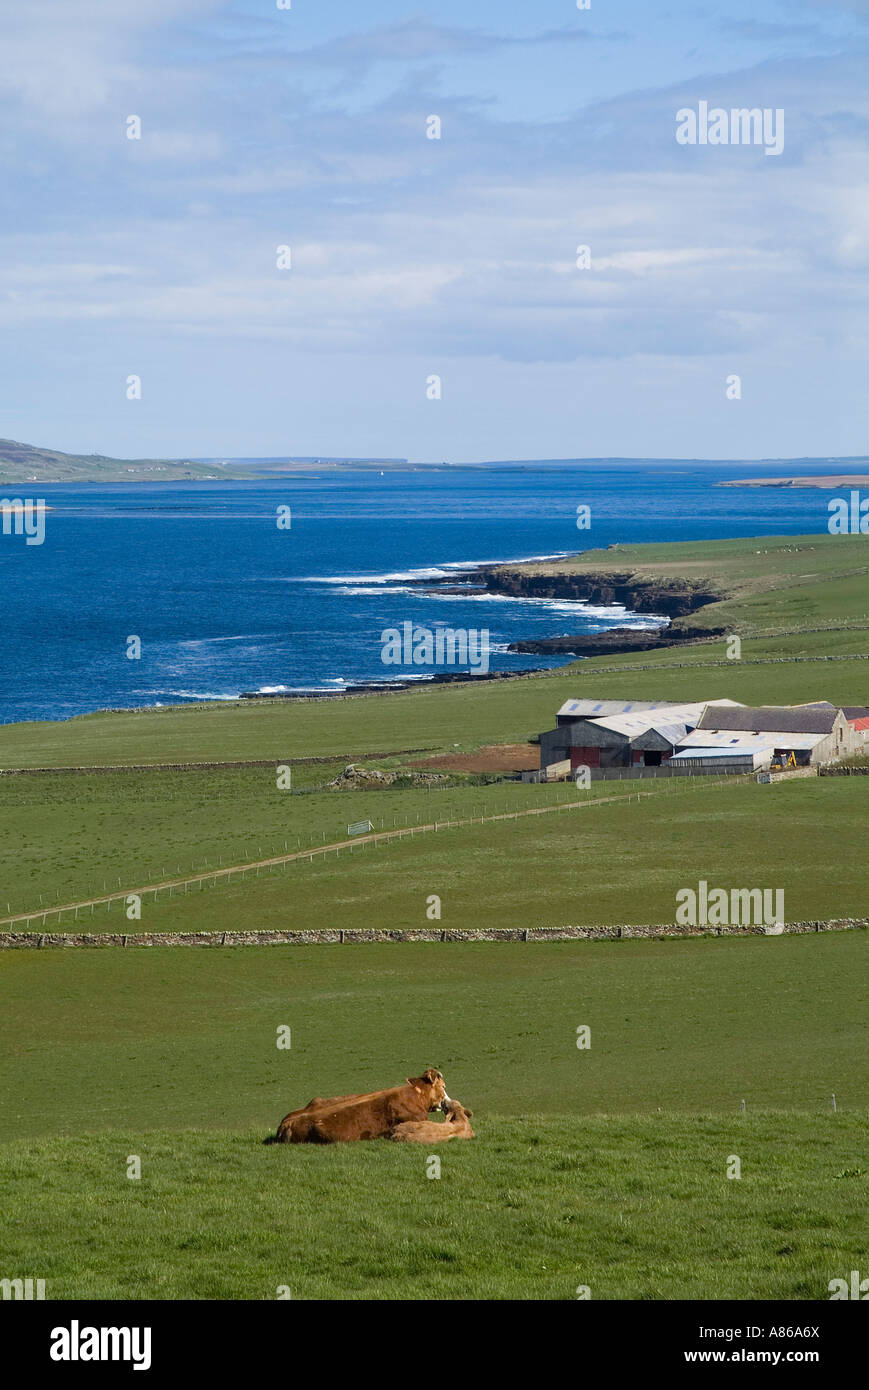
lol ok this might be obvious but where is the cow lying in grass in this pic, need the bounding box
[388,1099,474,1143]
[265,1068,449,1144]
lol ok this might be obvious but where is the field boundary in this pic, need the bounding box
[569,651,869,675]
[1,918,865,949]
[0,748,433,776]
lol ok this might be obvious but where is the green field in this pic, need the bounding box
[1,936,865,1298]
[4,935,865,1138]
[0,769,648,923]
[1,1115,863,1300]
[505,531,869,635]
[3,775,865,934]
[2,530,867,1301]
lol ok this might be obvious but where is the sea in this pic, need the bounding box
[0,460,848,724]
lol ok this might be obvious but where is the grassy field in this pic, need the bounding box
[0,436,250,483]
[0,771,652,921]
[506,531,869,634]
[2,934,864,1138]
[1,1114,864,1300]
[1,775,864,933]
[1,936,865,1298]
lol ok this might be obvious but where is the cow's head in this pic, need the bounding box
[444,1100,473,1123]
[407,1067,448,1111]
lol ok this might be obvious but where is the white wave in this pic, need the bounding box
[295,551,575,584]
[406,590,668,622]
[336,585,416,596]
[297,568,452,584]
[137,689,242,701]
[175,633,273,648]
[253,674,437,693]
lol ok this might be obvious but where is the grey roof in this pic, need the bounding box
[670,746,762,760]
[646,720,691,745]
[696,705,839,735]
[843,707,869,720]
[557,699,680,719]
[677,728,825,751]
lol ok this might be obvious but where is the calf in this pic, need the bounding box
[388,1099,474,1144]
[266,1068,449,1144]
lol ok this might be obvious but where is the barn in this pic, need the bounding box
[537,698,862,777]
[538,699,738,772]
[691,703,854,768]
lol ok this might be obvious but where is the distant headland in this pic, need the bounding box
[3,436,869,485]
[718,474,869,489]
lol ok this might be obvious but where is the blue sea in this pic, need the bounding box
[0,461,845,724]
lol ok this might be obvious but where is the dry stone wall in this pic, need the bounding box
[1,918,865,949]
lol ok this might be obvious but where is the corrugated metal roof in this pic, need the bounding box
[696,705,838,735]
[850,716,869,731]
[556,699,674,718]
[556,697,741,720]
[677,728,825,751]
[591,703,710,738]
[670,746,760,760]
[644,720,691,745]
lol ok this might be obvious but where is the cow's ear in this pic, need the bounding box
[464,1109,473,1118]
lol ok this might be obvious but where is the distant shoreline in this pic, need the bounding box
[718,474,869,489]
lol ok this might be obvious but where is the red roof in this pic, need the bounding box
[850,717,869,731]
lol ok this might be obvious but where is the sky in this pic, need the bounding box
[2,0,868,462]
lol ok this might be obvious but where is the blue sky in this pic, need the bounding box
[2,0,868,461]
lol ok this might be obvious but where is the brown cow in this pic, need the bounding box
[265,1068,449,1144]
[388,1099,474,1144]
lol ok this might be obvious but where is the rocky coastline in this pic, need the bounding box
[241,555,726,699]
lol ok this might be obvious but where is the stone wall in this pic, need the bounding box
[1,918,865,949]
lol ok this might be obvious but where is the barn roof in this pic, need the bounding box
[696,705,839,735]
[670,745,761,760]
[556,699,677,719]
[677,727,826,751]
[556,697,740,721]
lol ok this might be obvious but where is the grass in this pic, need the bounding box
[4,775,864,933]
[509,532,869,634]
[2,934,865,1299]
[0,1114,864,1299]
[0,436,250,483]
[0,771,648,920]
[2,934,865,1141]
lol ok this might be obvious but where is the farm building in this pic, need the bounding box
[690,703,854,768]
[844,707,869,748]
[536,698,864,778]
[538,699,739,772]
